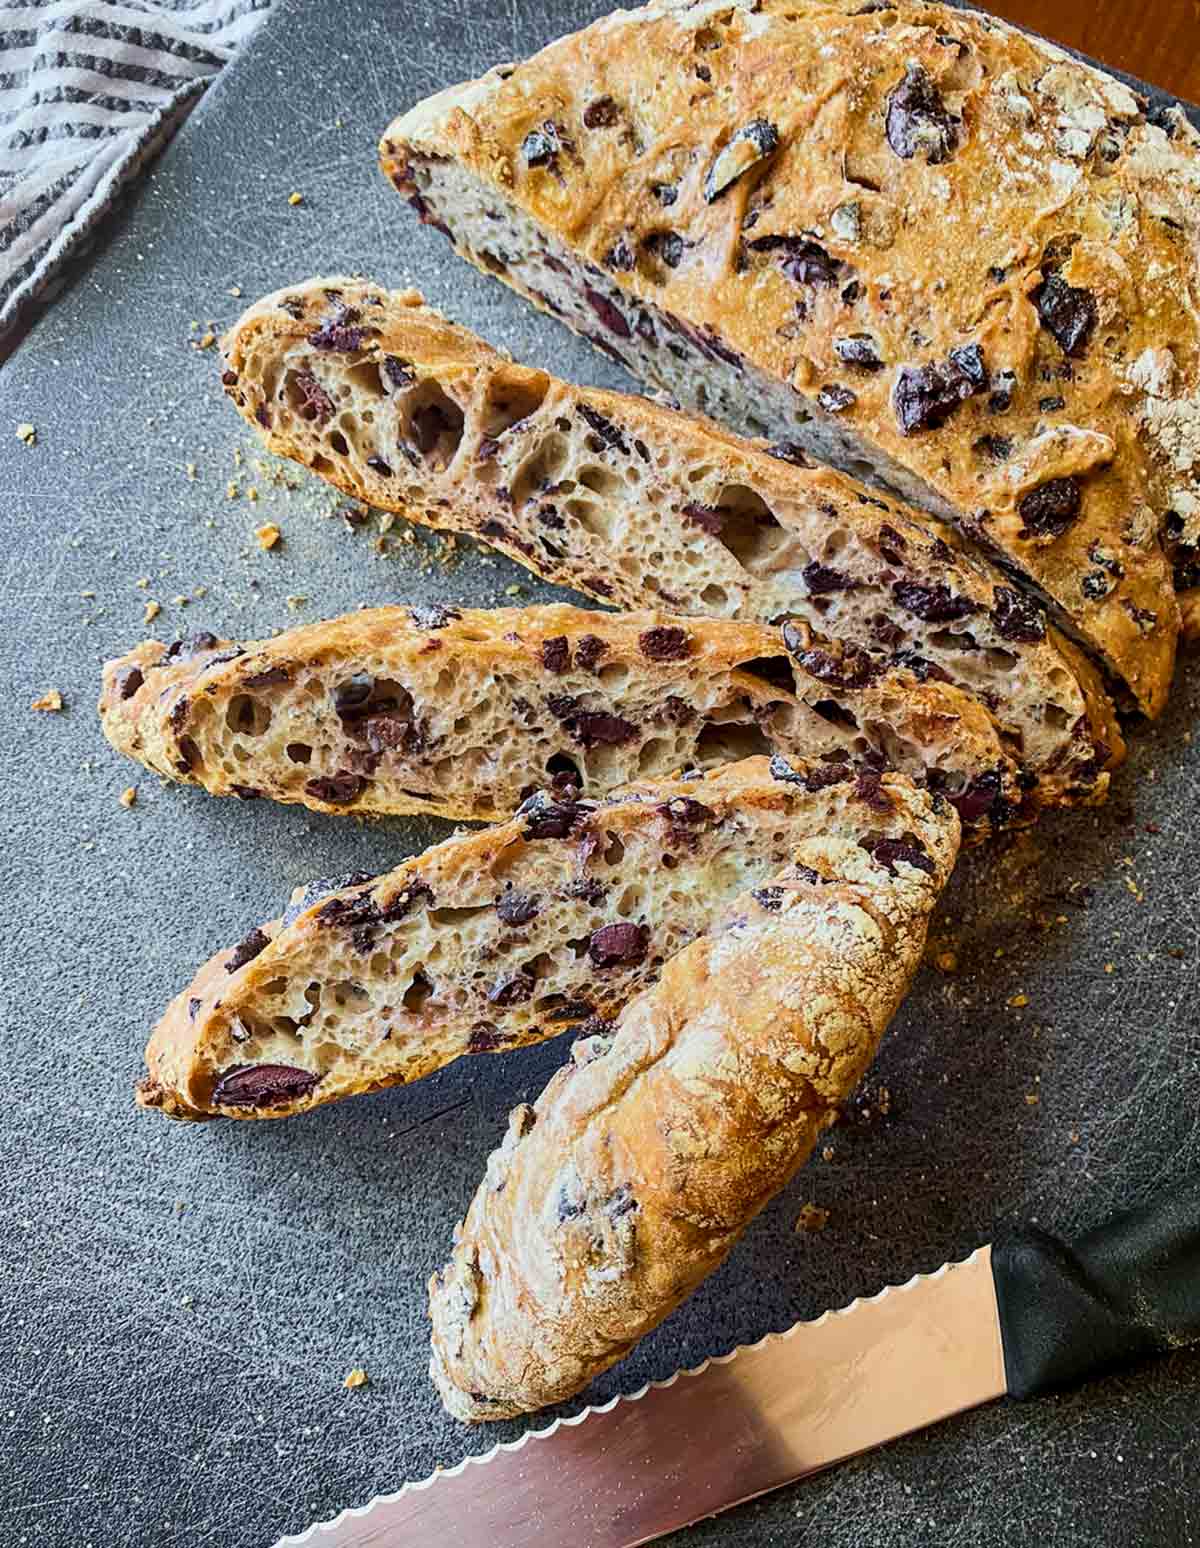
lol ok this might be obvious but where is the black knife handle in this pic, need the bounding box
[992,1175,1200,1400]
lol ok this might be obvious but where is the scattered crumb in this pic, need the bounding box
[343,1368,369,1390]
[144,599,161,623]
[31,689,63,712]
[15,422,36,445]
[136,576,150,589]
[255,523,282,551]
[227,481,240,499]
[120,787,137,808]
[229,285,242,298]
[820,1146,835,1163]
[504,583,522,596]
[247,487,259,502]
[1103,961,1115,975]
[196,331,216,350]
[286,594,307,610]
[1025,1094,1040,1106]
[172,595,189,607]
[1007,993,1029,1009]
[1069,1129,1081,1144]
[795,1203,830,1234]
[185,463,197,480]
[288,191,304,206]
[338,504,369,528]
[935,950,958,974]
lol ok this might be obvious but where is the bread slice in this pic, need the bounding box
[135,756,954,1122]
[379,0,1194,716]
[219,278,1122,809]
[429,764,959,1420]
[99,602,1025,834]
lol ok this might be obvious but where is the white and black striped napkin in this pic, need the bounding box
[0,0,272,349]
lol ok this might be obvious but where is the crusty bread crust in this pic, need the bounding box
[380,0,1195,715]
[429,767,959,1419]
[219,277,1122,806]
[99,602,1026,832]
[135,757,941,1121]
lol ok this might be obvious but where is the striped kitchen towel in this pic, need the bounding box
[0,0,272,352]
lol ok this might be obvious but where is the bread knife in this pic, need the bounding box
[279,1178,1200,1548]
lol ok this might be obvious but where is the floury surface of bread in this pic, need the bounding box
[134,757,943,1121]
[99,602,1028,835]
[429,766,959,1419]
[220,277,1122,809]
[380,0,1200,713]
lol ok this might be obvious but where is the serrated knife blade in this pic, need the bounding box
[281,1247,1005,1548]
[281,1163,1200,1548]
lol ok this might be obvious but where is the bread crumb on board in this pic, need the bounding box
[288,191,304,206]
[343,1367,369,1390]
[120,787,137,809]
[144,599,161,624]
[31,689,63,712]
[15,422,36,445]
[795,1203,830,1234]
[255,522,282,550]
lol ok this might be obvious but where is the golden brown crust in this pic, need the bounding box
[219,277,1123,804]
[381,0,1192,714]
[135,758,937,1121]
[428,769,958,1419]
[98,602,1025,831]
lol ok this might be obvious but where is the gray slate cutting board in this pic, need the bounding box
[1,3,1198,1544]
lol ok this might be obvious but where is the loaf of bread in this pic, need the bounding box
[220,278,1122,808]
[380,0,1200,713]
[136,756,932,1121]
[429,766,958,1419]
[99,602,1027,833]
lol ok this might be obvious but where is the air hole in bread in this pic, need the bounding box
[565,497,614,540]
[616,885,643,916]
[401,382,466,469]
[286,741,313,764]
[330,431,350,456]
[344,360,387,400]
[711,485,785,569]
[481,375,550,437]
[509,432,569,507]
[736,654,797,695]
[637,736,669,771]
[429,905,492,927]
[1043,703,1071,730]
[226,695,272,736]
[597,662,630,690]
[694,719,773,762]
[579,465,624,498]
[545,751,582,790]
[930,628,978,654]
[331,980,370,1009]
[811,698,860,730]
[403,969,434,1013]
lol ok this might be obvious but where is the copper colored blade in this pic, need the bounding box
[280,1246,1005,1548]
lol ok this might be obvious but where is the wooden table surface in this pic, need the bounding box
[988,0,1200,106]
